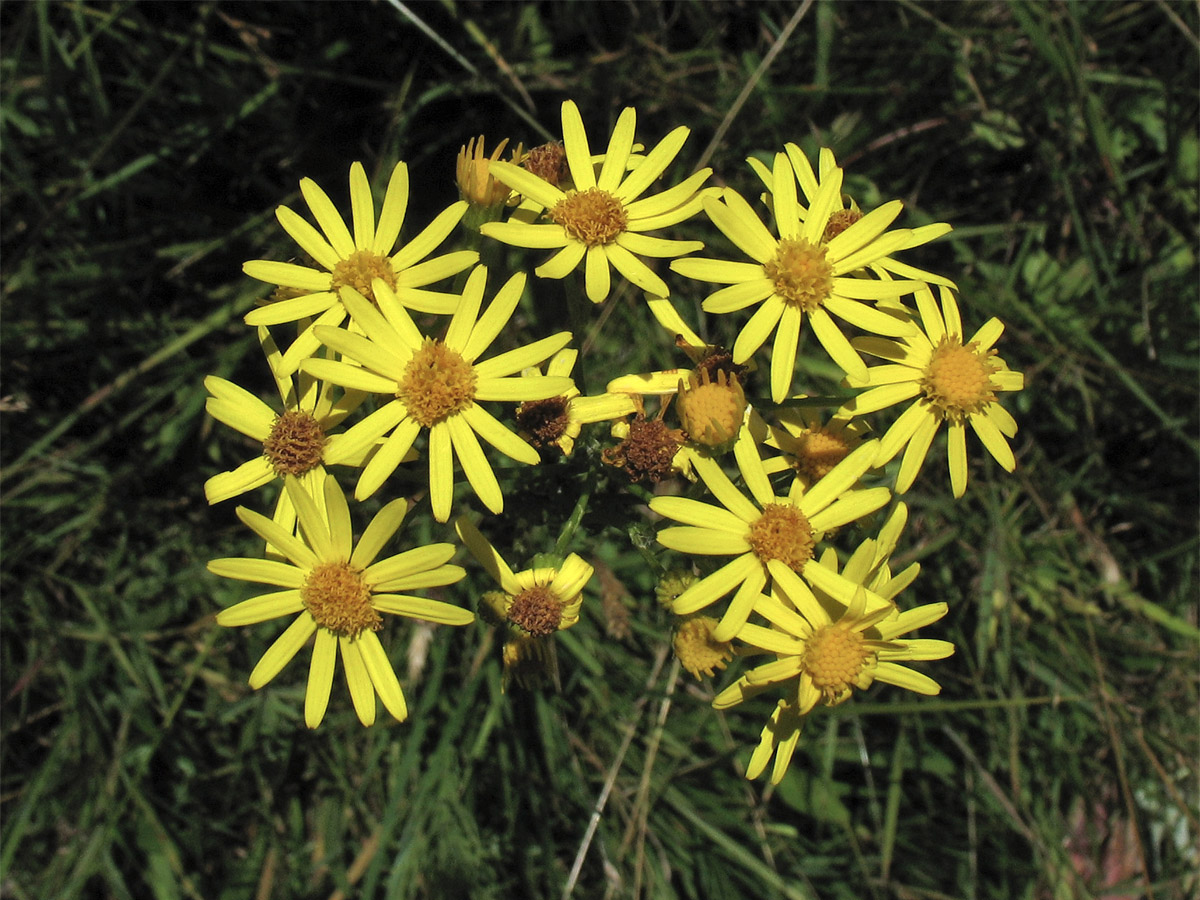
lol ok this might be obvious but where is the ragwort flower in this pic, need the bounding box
[671,150,944,402]
[456,516,594,690]
[243,161,477,373]
[302,267,574,520]
[650,440,890,642]
[514,348,638,457]
[713,566,953,784]
[208,476,472,728]
[481,100,713,302]
[844,284,1024,498]
[203,327,368,532]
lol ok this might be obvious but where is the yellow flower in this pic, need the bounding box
[747,144,955,290]
[301,267,575,521]
[675,367,747,450]
[712,507,954,783]
[455,516,594,690]
[208,476,472,728]
[756,401,871,493]
[672,615,734,679]
[456,136,523,210]
[844,284,1024,498]
[481,100,713,302]
[671,149,949,402]
[203,327,369,531]
[514,348,638,456]
[650,438,890,642]
[242,161,478,374]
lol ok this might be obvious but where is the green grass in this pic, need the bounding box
[2,2,1197,898]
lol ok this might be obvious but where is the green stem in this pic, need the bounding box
[552,488,592,560]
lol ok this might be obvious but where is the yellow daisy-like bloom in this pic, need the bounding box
[480,100,713,303]
[203,327,369,531]
[756,402,871,493]
[243,161,478,374]
[650,438,890,643]
[208,476,472,728]
[514,348,639,457]
[713,556,953,784]
[747,144,956,290]
[844,284,1025,498]
[671,150,945,403]
[456,517,594,690]
[301,267,575,521]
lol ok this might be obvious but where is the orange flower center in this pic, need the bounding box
[301,561,380,637]
[804,622,872,702]
[330,249,397,304]
[397,339,478,428]
[763,238,834,311]
[508,585,564,637]
[921,336,998,422]
[551,188,627,246]
[747,504,815,572]
[262,410,327,476]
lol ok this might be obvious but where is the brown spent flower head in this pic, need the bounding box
[675,368,747,449]
[821,208,864,243]
[516,396,571,448]
[693,343,749,384]
[603,414,686,483]
[507,584,566,638]
[262,410,328,476]
[522,140,569,187]
[673,615,734,679]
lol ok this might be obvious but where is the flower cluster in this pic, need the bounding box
[203,100,1023,782]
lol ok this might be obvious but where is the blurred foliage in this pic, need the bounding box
[1,2,1197,899]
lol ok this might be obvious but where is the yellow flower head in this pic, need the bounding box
[456,517,594,691]
[845,284,1025,498]
[673,615,734,679]
[756,402,871,493]
[676,368,747,450]
[671,146,955,402]
[300,266,575,521]
[655,569,699,610]
[203,327,372,540]
[242,161,478,374]
[457,136,524,210]
[713,506,953,783]
[481,100,715,303]
[650,435,891,643]
[208,475,472,728]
